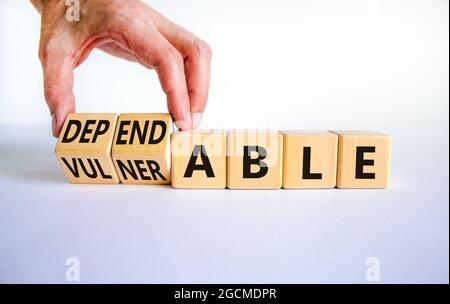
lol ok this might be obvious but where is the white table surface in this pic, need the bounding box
[0,124,448,284]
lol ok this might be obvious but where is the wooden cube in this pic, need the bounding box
[281,131,338,189]
[55,113,120,184]
[332,131,391,188]
[171,130,226,189]
[227,130,283,189]
[112,113,172,184]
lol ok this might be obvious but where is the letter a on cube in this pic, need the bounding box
[227,130,283,189]
[112,113,172,184]
[171,130,226,189]
[55,113,120,184]
[332,131,391,188]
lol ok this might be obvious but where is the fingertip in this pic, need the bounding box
[50,100,75,138]
[172,110,192,131]
[191,112,203,129]
[51,113,58,138]
[51,111,66,138]
[166,91,192,131]
[174,119,192,131]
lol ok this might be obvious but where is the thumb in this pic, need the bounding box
[41,53,76,137]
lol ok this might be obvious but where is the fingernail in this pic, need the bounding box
[51,113,58,137]
[174,121,191,131]
[173,111,192,131]
[191,112,203,129]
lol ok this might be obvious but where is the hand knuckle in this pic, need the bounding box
[192,39,212,58]
[43,85,58,102]
[166,46,184,65]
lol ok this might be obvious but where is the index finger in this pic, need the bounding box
[150,11,212,128]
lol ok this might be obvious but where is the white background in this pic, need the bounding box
[0,0,448,284]
[0,126,448,283]
[0,0,448,130]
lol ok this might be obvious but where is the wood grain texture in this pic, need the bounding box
[281,131,338,189]
[332,131,391,189]
[227,130,283,189]
[171,130,226,189]
[112,113,172,185]
[55,113,120,184]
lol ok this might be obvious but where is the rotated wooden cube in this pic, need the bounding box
[55,113,120,184]
[282,131,338,189]
[112,113,172,184]
[332,131,391,188]
[171,130,226,189]
[227,130,283,189]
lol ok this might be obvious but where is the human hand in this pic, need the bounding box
[31,0,212,136]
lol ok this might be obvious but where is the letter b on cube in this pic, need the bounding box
[227,130,283,189]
